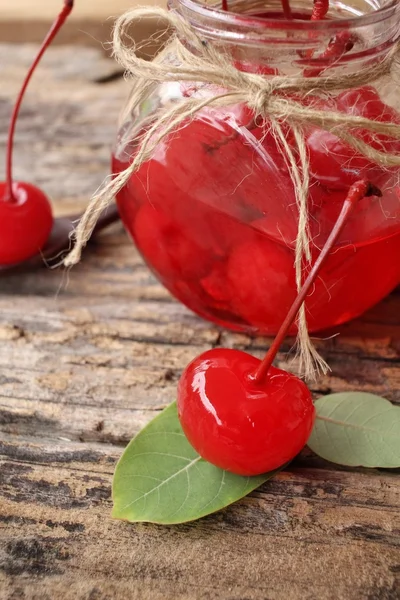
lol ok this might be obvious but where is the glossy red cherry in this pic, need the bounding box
[0,183,53,265]
[178,348,315,475]
[0,1,73,266]
[177,181,380,475]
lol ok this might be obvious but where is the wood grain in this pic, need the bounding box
[0,0,166,46]
[0,44,399,600]
[0,0,162,20]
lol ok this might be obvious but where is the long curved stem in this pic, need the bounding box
[3,0,74,203]
[249,180,382,384]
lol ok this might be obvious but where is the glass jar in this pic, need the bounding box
[112,0,400,335]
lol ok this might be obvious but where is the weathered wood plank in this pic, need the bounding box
[0,43,399,600]
[0,0,167,46]
[1,0,160,21]
[0,283,399,450]
[1,440,399,600]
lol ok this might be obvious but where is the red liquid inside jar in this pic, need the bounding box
[112,5,400,335]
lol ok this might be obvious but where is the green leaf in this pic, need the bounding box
[112,402,279,524]
[308,392,400,468]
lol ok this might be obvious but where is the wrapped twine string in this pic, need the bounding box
[64,6,400,379]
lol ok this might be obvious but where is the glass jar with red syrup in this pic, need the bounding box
[112,0,400,335]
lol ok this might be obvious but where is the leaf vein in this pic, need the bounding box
[200,471,226,512]
[117,456,202,513]
[165,468,191,520]
[316,414,399,437]
[127,451,194,463]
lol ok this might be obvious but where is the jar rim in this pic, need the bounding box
[169,0,400,33]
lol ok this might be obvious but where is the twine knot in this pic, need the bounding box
[250,85,275,118]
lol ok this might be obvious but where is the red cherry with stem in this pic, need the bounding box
[177,180,381,475]
[0,0,74,265]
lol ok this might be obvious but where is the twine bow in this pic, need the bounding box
[65,6,400,379]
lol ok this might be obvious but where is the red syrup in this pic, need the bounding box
[112,14,400,336]
[112,111,400,334]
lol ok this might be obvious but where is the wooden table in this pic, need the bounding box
[0,43,399,600]
[0,0,166,47]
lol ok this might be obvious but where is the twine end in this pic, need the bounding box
[63,246,82,268]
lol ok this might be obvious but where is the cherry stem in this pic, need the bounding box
[303,0,329,63]
[249,180,382,384]
[311,0,329,21]
[3,0,74,203]
[281,0,293,20]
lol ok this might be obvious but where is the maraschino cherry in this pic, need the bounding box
[0,1,74,265]
[177,180,381,476]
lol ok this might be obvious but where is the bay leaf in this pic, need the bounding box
[112,401,279,524]
[308,392,400,468]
